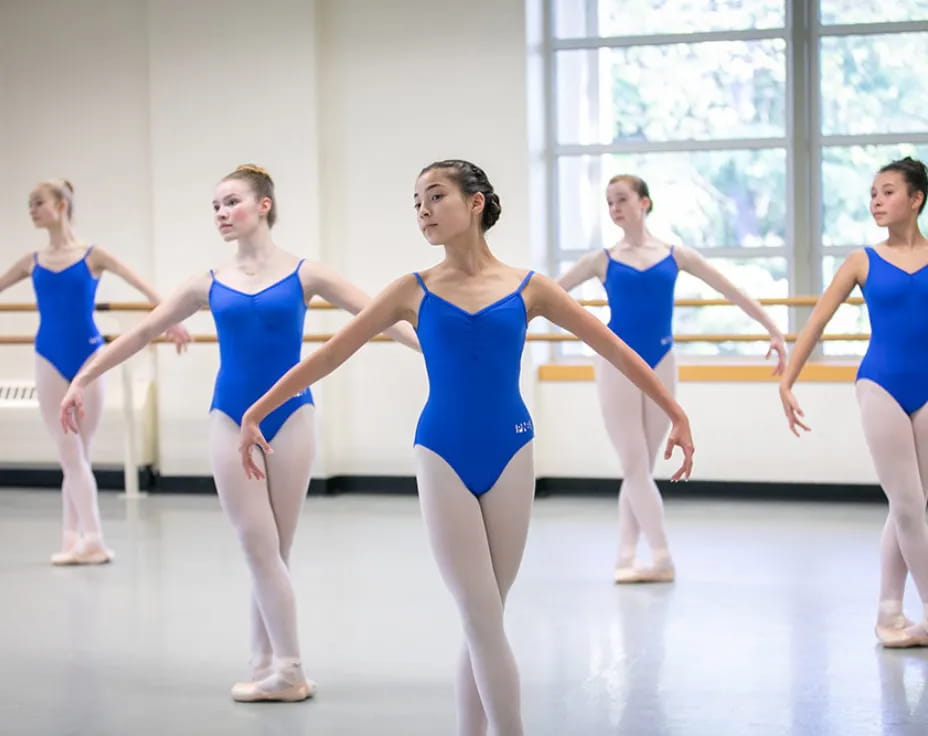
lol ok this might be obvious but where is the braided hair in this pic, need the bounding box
[419,159,502,231]
[879,156,928,214]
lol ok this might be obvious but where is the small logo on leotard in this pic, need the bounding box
[514,421,533,434]
[660,336,672,345]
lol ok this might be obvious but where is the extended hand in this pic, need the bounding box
[164,324,192,354]
[767,335,788,376]
[779,384,811,436]
[238,417,272,480]
[664,415,695,481]
[59,384,85,433]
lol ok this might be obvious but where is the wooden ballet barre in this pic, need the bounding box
[0,300,339,312]
[0,332,874,345]
[576,296,865,308]
[0,334,394,345]
[526,332,870,343]
[0,295,866,313]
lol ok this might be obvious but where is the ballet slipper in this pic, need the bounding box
[230,679,316,703]
[874,614,915,645]
[51,534,82,564]
[614,564,675,584]
[880,620,928,648]
[52,541,114,566]
[614,566,640,583]
[51,550,77,565]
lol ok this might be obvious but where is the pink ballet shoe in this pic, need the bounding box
[50,550,77,565]
[230,679,316,703]
[880,620,928,649]
[614,564,675,584]
[51,544,114,566]
[875,615,915,645]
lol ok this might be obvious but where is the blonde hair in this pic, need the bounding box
[222,164,277,227]
[607,174,653,214]
[38,178,75,219]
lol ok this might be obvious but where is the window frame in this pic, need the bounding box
[543,0,928,358]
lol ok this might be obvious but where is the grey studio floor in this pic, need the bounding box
[2,490,928,736]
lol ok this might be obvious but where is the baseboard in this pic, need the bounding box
[154,475,334,495]
[0,465,156,491]
[153,474,415,495]
[0,468,884,503]
[535,477,884,503]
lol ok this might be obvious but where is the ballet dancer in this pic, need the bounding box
[236,160,695,735]
[780,156,928,648]
[59,164,418,701]
[558,174,786,583]
[0,178,189,565]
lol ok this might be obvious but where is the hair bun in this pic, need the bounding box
[235,164,273,182]
[484,191,502,229]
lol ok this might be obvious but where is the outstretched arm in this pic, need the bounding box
[556,250,606,293]
[302,260,420,350]
[0,253,34,294]
[674,245,787,374]
[527,273,694,480]
[239,274,419,478]
[60,272,210,432]
[92,246,191,352]
[778,249,865,436]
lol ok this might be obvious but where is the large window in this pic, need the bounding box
[546,0,928,358]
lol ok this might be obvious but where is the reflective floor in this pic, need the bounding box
[1,489,926,736]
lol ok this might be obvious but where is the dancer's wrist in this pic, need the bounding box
[242,407,263,427]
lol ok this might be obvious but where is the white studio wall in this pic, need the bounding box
[0,0,878,487]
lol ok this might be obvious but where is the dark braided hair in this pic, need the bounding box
[419,159,502,231]
[879,156,928,214]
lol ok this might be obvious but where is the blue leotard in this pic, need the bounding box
[857,247,928,415]
[602,247,678,368]
[413,271,535,496]
[31,247,103,381]
[209,261,314,442]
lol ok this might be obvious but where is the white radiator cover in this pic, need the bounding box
[0,379,157,467]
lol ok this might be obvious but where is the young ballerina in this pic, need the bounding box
[59,164,419,701]
[557,174,786,584]
[780,156,928,648]
[236,160,695,735]
[0,178,189,565]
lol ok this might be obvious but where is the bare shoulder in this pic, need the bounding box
[846,247,869,264]
[580,248,610,278]
[295,257,332,288]
[577,248,608,265]
[88,243,112,260]
[14,251,35,273]
[85,244,116,271]
[523,270,558,293]
[667,242,699,266]
[839,247,869,284]
[390,271,427,307]
[362,271,424,325]
[522,271,563,318]
[176,269,213,307]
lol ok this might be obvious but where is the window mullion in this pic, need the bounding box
[787,0,818,349]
